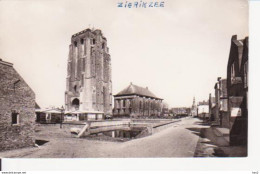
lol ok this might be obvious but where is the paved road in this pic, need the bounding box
[0,117,206,158]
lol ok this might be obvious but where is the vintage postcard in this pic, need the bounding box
[0,0,258,171]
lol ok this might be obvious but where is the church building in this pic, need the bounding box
[65,28,112,120]
[113,83,163,118]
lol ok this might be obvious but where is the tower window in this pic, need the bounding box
[74,41,77,47]
[81,74,84,86]
[102,43,105,49]
[92,39,96,45]
[74,85,77,92]
[80,38,84,45]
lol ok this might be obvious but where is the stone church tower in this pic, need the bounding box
[65,28,112,116]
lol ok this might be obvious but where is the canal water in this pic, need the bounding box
[87,126,148,141]
[102,127,145,139]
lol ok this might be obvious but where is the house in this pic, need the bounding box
[197,100,209,119]
[226,35,248,146]
[208,94,216,121]
[113,83,163,118]
[36,107,64,123]
[0,59,35,151]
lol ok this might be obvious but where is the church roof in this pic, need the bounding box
[114,83,162,100]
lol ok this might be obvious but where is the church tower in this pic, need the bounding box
[65,28,112,116]
[191,97,197,116]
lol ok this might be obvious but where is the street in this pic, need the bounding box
[0,117,212,158]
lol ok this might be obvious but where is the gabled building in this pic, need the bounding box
[113,83,163,118]
[0,59,35,151]
[227,35,248,146]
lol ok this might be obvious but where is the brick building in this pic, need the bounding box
[113,83,163,118]
[65,28,112,120]
[227,35,248,146]
[0,59,35,151]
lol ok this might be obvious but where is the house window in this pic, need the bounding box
[231,63,235,81]
[244,61,248,88]
[12,112,19,125]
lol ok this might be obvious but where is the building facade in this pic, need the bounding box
[227,35,248,146]
[113,83,163,118]
[172,107,190,116]
[197,100,209,119]
[0,59,35,151]
[65,28,112,119]
[212,78,229,128]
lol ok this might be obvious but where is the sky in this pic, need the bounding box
[0,0,248,108]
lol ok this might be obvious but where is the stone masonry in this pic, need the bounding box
[65,28,112,115]
[0,59,35,151]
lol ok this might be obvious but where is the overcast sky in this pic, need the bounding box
[0,0,248,108]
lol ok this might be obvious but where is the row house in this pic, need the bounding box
[227,35,248,146]
[113,83,163,118]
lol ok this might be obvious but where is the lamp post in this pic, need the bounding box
[60,105,64,129]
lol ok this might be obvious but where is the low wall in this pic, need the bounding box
[151,120,181,134]
[90,120,131,128]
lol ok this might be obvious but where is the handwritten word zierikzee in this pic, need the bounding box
[117,1,165,8]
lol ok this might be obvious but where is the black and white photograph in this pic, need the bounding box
[0,0,259,172]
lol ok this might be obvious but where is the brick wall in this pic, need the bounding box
[0,61,35,151]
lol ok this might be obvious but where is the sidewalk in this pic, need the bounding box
[194,124,247,157]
